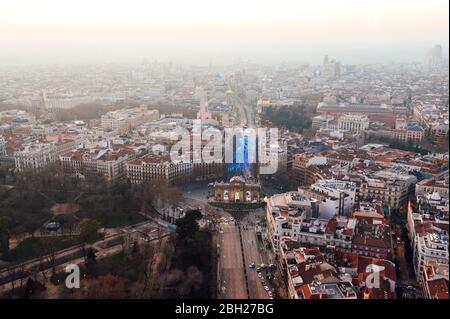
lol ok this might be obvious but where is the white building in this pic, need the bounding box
[14,143,57,172]
[0,137,5,156]
[266,192,317,248]
[414,231,449,278]
[407,204,449,278]
[266,191,356,252]
[337,114,370,133]
[310,179,357,218]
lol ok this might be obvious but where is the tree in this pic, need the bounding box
[85,274,126,299]
[41,237,58,277]
[0,217,11,258]
[79,218,102,264]
[135,240,156,297]
[79,218,101,244]
[175,210,202,240]
[261,103,315,133]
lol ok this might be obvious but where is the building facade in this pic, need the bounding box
[126,154,192,185]
[212,176,262,203]
[337,114,370,133]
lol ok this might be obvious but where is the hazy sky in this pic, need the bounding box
[0,0,448,65]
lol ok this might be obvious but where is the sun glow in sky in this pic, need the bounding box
[0,0,448,65]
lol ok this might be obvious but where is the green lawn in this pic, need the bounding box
[75,210,146,228]
[4,236,82,263]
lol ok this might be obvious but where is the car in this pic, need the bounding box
[258,273,263,279]
[46,222,60,231]
[268,291,273,297]
[249,262,256,269]
[264,286,270,291]
[256,267,261,272]
[261,281,266,285]
[260,264,268,269]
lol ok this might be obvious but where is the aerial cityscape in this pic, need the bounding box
[0,0,448,303]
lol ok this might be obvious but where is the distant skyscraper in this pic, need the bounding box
[196,88,212,122]
[426,45,444,70]
[322,55,341,78]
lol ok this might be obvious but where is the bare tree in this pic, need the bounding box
[137,240,156,298]
[85,274,126,299]
[41,237,57,277]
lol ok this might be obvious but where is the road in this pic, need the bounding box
[0,220,169,295]
[231,94,256,128]
[182,187,250,299]
[217,222,248,299]
[241,227,270,299]
[183,187,274,299]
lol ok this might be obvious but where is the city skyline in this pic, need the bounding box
[0,0,448,304]
[0,0,448,65]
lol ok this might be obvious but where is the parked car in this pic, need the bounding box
[46,222,60,231]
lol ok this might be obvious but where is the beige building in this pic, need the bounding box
[212,176,262,203]
[101,106,159,133]
[126,153,192,185]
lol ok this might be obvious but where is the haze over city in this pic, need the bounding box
[0,0,449,307]
[0,0,449,65]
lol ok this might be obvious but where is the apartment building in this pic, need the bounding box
[14,143,57,172]
[359,172,417,210]
[279,239,357,299]
[407,204,449,278]
[422,260,449,299]
[292,154,328,186]
[60,147,136,181]
[309,179,357,218]
[266,191,356,252]
[126,153,192,185]
[416,177,449,199]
